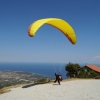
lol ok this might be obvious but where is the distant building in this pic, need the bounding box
[84,64,100,73]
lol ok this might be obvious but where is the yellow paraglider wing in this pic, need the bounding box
[28,18,77,44]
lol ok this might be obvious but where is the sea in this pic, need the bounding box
[0,62,100,79]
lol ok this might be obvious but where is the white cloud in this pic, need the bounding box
[92,56,100,61]
[94,56,100,59]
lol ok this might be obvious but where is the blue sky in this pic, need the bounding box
[0,0,100,64]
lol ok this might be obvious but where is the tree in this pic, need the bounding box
[77,67,89,78]
[65,62,80,78]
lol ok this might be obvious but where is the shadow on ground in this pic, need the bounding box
[22,82,50,88]
[22,83,38,88]
[53,84,60,85]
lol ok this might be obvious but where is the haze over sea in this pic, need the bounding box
[0,62,100,79]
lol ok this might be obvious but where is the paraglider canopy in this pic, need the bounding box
[28,18,77,44]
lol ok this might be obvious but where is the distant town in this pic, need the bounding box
[0,70,53,89]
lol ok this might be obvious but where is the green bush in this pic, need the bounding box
[65,62,100,79]
[95,76,100,79]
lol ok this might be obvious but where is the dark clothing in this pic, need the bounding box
[54,73,62,85]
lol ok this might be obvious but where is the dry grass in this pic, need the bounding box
[0,88,10,94]
[0,83,30,94]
